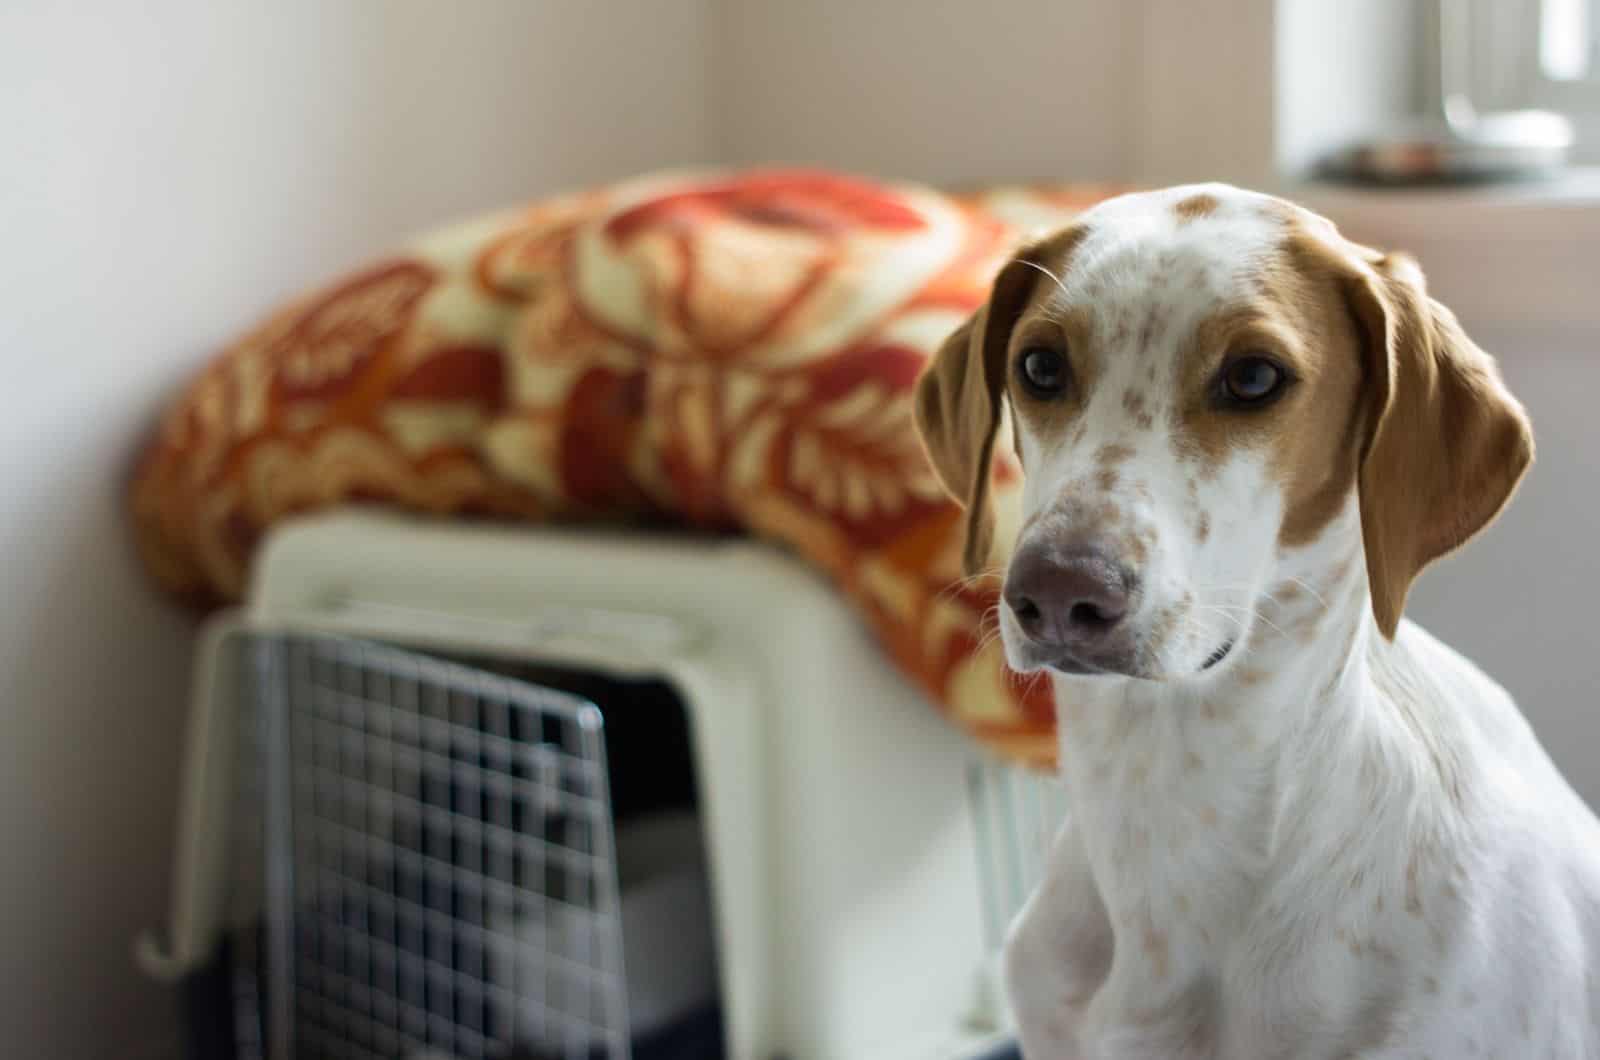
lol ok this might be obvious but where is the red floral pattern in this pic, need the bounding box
[131,170,1117,768]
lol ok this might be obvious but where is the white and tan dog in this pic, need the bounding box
[916,184,1600,1058]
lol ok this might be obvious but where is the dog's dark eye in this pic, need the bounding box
[1017,346,1070,398]
[1220,355,1288,405]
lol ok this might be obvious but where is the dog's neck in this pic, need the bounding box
[1050,498,1388,914]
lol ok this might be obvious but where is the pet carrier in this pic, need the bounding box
[138,509,1064,1060]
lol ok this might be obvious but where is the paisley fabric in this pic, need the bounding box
[131,170,1125,768]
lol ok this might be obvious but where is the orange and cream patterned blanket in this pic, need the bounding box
[131,170,1125,768]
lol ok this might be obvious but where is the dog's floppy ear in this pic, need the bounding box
[1342,250,1534,639]
[914,256,1038,576]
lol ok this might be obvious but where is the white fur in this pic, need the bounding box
[1000,185,1600,1058]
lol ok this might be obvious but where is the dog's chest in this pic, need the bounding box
[1057,690,1430,1054]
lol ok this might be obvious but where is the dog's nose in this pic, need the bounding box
[1004,545,1131,649]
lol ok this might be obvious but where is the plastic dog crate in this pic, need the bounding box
[138,510,1063,1060]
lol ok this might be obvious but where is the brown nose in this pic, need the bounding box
[1004,544,1132,650]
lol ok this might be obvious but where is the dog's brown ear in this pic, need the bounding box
[914,257,1038,575]
[1343,251,1534,639]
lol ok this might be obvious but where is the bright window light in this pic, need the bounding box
[1542,0,1594,81]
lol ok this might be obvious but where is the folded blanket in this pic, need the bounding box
[131,169,1123,768]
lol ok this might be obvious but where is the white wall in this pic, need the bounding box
[0,3,713,1056]
[713,0,1137,186]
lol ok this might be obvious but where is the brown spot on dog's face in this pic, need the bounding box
[1175,192,1220,222]
[1122,387,1155,430]
[1125,528,1152,565]
[1144,604,1179,664]
[1142,925,1170,979]
[1096,442,1135,469]
[1088,499,1122,528]
[1110,317,1133,349]
[1195,511,1210,543]
[1097,466,1119,493]
[1136,304,1167,353]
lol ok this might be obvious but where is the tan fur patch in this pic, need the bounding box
[1174,192,1220,222]
[1271,233,1376,547]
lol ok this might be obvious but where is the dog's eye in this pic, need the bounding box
[1017,346,1070,398]
[1220,355,1288,405]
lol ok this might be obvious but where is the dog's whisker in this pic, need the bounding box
[1191,577,1331,613]
[1193,602,1292,643]
[1273,575,1330,609]
[1014,258,1072,299]
[937,569,1004,605]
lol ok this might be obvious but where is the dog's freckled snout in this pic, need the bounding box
[1005,544,1133,650]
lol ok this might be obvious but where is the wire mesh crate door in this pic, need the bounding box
[252,633,632,1060]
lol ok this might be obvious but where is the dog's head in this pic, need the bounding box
[916,184,1532,681]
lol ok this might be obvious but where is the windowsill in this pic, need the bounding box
[1278,168,1600,336]
[1291,165,1600,214]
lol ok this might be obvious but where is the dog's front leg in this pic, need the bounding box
[1003,818,1112,1059]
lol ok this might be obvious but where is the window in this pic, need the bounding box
[1540,0,1595,81]
[1465,0,1600,161]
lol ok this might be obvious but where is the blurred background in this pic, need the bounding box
[3,2,1598,1057]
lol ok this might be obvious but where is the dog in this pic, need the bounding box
[915,184,1600,1058]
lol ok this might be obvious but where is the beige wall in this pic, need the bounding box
[713,0,1138,185]
[0,3,713,1055]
